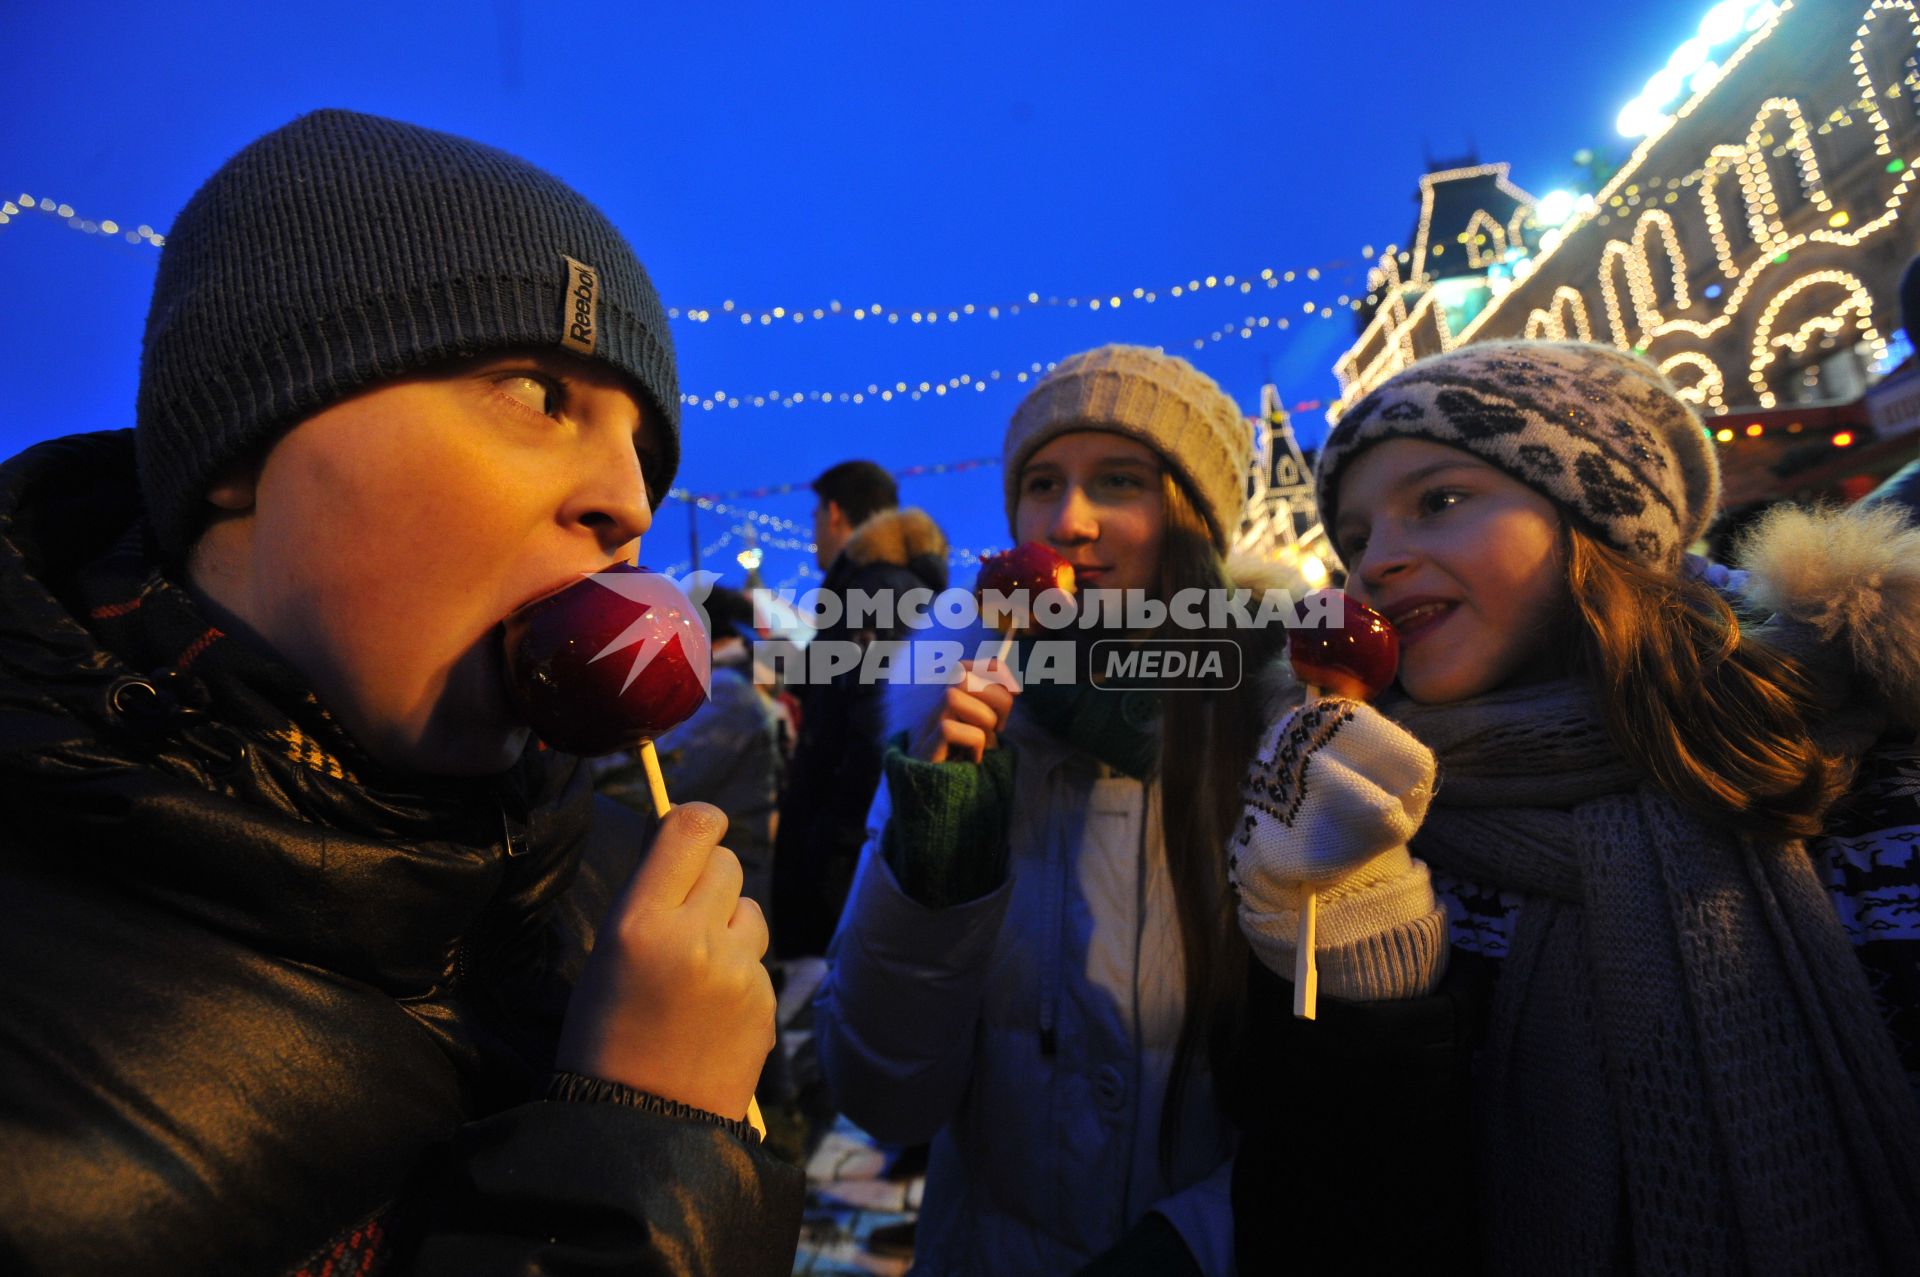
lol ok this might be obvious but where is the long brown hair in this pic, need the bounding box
[1564,529,1847,837]
[1148,474,1289,1166]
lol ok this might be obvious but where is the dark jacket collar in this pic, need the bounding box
[0,430,592,997]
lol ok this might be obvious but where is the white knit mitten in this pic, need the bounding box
[1230,698,1449,1000]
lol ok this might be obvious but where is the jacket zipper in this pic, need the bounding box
[451,800,529,988]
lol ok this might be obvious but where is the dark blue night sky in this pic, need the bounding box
[2,0,1702,588]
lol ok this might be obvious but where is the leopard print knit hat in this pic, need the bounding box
[1315,341,1719,570]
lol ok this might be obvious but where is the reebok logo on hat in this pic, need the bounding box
[561,255,598,354]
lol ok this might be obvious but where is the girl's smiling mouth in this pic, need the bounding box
[1383,597,1457,645]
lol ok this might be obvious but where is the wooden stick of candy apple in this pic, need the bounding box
[501,564,767,1137]
[1284,589,1402,1020]
[975,542,1078,669]
[640,742,673,816]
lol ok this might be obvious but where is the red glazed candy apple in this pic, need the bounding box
[976,542,1076,631]
[503,564,710,756]
[1288,589,1399,701]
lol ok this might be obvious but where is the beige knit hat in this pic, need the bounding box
[1002,344,1252,551]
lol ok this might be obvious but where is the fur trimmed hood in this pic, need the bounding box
[1736,501,1920,727]
[844,506,948,571]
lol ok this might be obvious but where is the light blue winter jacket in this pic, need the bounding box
[814,707,1237,1276]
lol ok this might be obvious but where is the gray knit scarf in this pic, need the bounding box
[1391,679,1920,1276]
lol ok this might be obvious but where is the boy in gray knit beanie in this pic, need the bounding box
[137,107,682,565]
[0,110,800,1273]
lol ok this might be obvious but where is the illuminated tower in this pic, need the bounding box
[1234,386,1332,585]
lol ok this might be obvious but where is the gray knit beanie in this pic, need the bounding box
[136,108,679,564]
[1002,345,1251,551]
[1316,341,1719,569]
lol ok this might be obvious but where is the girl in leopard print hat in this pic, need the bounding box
[1228,340,1920,1274]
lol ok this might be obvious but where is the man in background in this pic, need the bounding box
[771,461,947,958]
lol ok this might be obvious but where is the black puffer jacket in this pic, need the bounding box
[770,507,948,957]
[0,431,802,1276]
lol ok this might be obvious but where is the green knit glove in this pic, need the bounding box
[880,735,1017,908]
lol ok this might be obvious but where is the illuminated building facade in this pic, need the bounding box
[1331,0,1920,497]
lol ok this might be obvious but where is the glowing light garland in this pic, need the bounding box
[1463,209,1512,269]
[1659,350,1731,412]
[1749,271,1883,403]
[691,457,1001,502]
[19,37,1892,425]
[1333,107,1877,400]
[3,184,1366,422]
[659,264,1351,328]
[1,188,1373,329]
[1495,199,1891,406]
[1853,0,1920,156]
[0,193,163,244]
[660,527,742,577]
[771,566,816,591]
[674,310,1339,413]
[661,491,808,534]
[660,518,1008,580]
[1595,210,1693,345]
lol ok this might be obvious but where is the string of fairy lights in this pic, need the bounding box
[657,265,1348,327]
[1,182,1373,417]
[0,189,1367,326]
[660,519,1008,583]
[674,309,1334,412]
[655,455,1016,574]
[0,194,164,244]
[656,453,1031,578]
[693,456,1000,502]
[10,96,1891,426]
[663,491,808,535]
[9,100,1887,317]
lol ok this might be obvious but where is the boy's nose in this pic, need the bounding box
[565,442,654,555]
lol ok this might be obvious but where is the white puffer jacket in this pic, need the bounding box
[814,702,1237,1276]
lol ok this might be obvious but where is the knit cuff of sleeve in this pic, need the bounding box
[1238,849,1450,1001]
[880,735,1016,908]
[1314,902,1450,1002]
[543,1071,760,1147]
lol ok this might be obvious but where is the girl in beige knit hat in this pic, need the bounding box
[814,344,1300,1275]
[1230,340,1920,1273]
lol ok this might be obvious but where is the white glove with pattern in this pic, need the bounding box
[1230,697,1448,1001]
